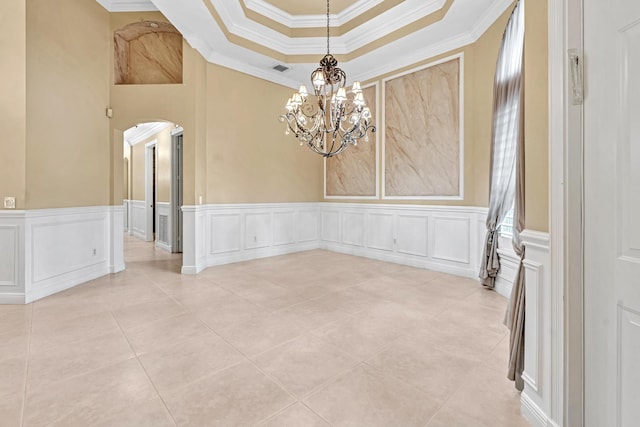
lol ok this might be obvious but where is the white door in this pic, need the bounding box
[584,0,640,426]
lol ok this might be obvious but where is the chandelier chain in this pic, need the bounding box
[279,0,375,158]
[326,0,330,55]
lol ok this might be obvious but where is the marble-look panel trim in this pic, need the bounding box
[382,53,464,200]
[324,82,380,200]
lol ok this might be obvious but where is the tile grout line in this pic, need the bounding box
[19,303,34,427]
[109,311,179,427]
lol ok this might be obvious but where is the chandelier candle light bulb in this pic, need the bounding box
[279,0,375,158]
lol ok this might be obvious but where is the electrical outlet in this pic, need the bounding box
[3,197,16,209]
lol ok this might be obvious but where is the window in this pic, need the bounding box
[499,206,515,237]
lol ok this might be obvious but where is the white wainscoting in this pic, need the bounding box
[0,212,26,304]
[123,200,129,232]
[319,203,488,279]
[181,203,321,275]
[0,206,125,304]
[181,203,490,282]
[156,202,172,252]
[130,200,146,240]
[519,230,558,427]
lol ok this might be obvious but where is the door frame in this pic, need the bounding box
[549,0,585,425]
[145,140,157,243]
[171,127,183,253]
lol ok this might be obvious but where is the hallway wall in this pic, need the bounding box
[0,0,26,210]
[25,0,111,209]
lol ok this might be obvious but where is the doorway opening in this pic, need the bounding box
[122,121,183,262]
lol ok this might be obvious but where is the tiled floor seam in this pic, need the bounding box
[19,303,34,427]
[110,311,179,427]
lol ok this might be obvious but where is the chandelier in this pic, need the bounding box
[279,0,376,158]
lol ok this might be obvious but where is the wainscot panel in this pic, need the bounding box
[319,203,487,279]
[130,200,146,240]
[0,206,124,304]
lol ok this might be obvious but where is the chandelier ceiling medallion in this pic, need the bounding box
[279,0,376,158]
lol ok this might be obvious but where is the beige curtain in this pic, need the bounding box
[478,0,525,390]
[478,0,525,291]
[505,124,525,390]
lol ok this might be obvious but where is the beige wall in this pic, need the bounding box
[25,0,111,209]
[8,2,547,217]
[110,12,208,206]
[321,5,514,207]
[205,64,323,203]
[111,12,321,207]
[524,0,549,232]
[0,0,27,210]
[128,125,173,203]
[130,141,144,201]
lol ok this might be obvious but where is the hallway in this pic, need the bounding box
[0,236,529,426]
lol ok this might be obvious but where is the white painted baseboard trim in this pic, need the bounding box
[0,293,27,305]
[0,206,125,304]
[521,391,553,427]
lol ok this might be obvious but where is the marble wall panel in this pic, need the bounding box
[384,57,461,198]
[114,21,183,85]
[325,85,377,197]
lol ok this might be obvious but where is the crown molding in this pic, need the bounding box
[210,0,448,55]
[244,0,385,28]
[469,0,514,40]
[149,0,513,89]
[95,0,157,12]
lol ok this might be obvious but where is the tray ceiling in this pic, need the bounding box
[96,0,513,88]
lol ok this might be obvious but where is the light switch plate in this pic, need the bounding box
[3,197,16,209]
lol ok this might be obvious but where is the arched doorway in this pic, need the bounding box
[122,121,183,270]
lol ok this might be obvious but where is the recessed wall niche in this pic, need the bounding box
[325,84,378,198]
[114,21,183,85]
[383,55,462,199]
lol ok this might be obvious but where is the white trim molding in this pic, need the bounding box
[520,229,562,427]
[0,206,125,304]
[381,53,465,201]
[324,82,380,200]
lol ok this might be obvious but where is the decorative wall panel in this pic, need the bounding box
[342,212,365,247]
[383,55,462,199]
[210,214,241,254]
[0,226,18,286]
[273,211,295,246]
[114,21,183,85]
[325,84,378,198]
[245,213,272,249]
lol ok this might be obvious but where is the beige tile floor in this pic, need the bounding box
[0,235,530,427]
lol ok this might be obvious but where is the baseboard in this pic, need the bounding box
[155,241,172,253]
[207,241,321,267]
[26,263,108,304]
[181,264,206,275]
[0,293,26,305]
[521,391,551,427]
[321,241,479,279]
[109,262,126,274]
